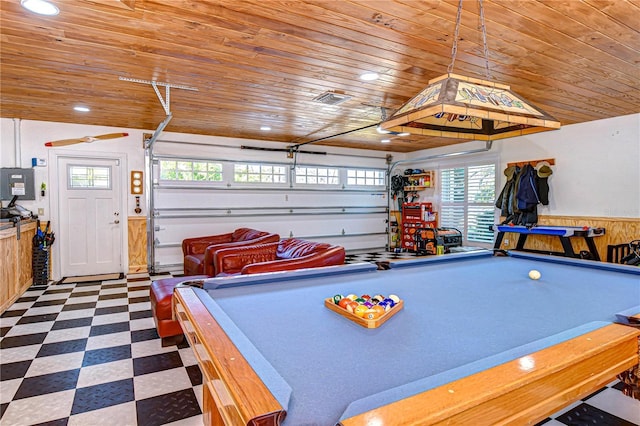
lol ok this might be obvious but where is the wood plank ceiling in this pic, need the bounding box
[1,0,638,153]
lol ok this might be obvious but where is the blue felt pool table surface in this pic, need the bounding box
[187,251,640,425]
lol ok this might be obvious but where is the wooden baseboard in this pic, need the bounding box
[128,265,148,274]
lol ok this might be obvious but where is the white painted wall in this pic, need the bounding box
[405,113,640,219]
[498,114,640,218]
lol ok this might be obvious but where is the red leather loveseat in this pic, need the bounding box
[151,228,279,345]
[213,238,346,276]
[182,228,280,276]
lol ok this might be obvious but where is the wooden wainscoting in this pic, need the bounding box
[128,216,147,274]
[499,216,640,262]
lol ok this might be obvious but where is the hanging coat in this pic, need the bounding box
[516,165,540,211]
[536,165,553,205]
[495,166,519,218]
[515,164,540,226]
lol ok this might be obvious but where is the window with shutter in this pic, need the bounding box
[440,163,496,245]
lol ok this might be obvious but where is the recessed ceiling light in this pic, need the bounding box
[381,139,391,143]
[73,106,90,112]
[360,72,379,81]
[21,0,59,16]
[260,126,271,131]
[398,132,411,137]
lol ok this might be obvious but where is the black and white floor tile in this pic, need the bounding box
[344,250,418,264]
[343,246,487,266]
[1,273,203,426]
[1,261,639,425]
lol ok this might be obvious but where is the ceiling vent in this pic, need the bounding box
[312,91,352,105]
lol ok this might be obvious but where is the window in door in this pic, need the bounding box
[159,160,223,182]
[68,165,111,189]
[295,167,340,185]
[234,164,287,183]
[346,169,386,187]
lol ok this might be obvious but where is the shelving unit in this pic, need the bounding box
[403,171,435,191]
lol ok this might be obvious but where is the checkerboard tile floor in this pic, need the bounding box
[1,267,639,425]
[1,273,203,426]
[343,246,488,265]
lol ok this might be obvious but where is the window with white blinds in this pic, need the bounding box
[440,163,496,244]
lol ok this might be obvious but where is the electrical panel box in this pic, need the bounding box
[0,168,35,201]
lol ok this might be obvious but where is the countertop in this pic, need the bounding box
[0,218,37,232]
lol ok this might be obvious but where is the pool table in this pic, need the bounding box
[173,250,640,425]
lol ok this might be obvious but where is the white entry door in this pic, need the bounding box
[58,157,123,277]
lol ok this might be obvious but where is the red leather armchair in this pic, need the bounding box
[213,238,346,276]
[182,228,280,275]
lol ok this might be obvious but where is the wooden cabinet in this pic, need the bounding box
[1,221,36,313]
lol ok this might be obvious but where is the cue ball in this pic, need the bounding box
[528,270,541,280]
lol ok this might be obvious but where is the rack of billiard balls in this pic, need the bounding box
[324,293,403,328]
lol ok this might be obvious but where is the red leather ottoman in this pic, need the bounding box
[150,275,208,346]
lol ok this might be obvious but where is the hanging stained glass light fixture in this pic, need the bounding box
[379,0,561,141]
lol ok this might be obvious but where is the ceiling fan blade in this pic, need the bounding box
[93,132,129,140]
[45,132,129,147]
[44,138,88,147]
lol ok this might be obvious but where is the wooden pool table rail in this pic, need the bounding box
[174,286,640,426]
[341,323,639,425]
[173,287,286,426]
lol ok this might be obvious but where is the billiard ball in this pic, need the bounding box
[378,300,390,311]
[372,305,385,315]
[528,269,541,280]
[388,294,400,304]
[354,305,368,317]
[361,294,371,301]
[332,294,343,304]
[338,298,351,309]
[380,297,396,308]
[363,301,373,308]
[355,297,366,304]
[346,301,359,313]
[363,309,381,320]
